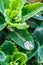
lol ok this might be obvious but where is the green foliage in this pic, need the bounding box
[22,2,43,21]
[0,0,43,65]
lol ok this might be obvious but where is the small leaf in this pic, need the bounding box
[10,62,19,65]
[0,51,6,62]
[13,52,27,65]
[21,2,43,21]
[1,40,18,55]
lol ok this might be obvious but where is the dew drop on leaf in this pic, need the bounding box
[24,41,34,50]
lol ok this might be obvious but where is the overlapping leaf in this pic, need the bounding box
[21,2,43,21]
[12,52,27,65]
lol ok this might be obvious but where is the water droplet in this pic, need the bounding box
[24,41,34,50]
[36,14,39,17]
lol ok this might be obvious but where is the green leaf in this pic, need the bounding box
[1,40,18,55]
[0,16,7,31]
[0,51,6,62]
[13,52,27,65]
[9,30,34,50]
[32,27,43,45]
[10,0,24,11]
[21,2,43,21]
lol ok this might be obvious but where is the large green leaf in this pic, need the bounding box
[21,2,43,21]
[0,51,6,62]
[1,40,18,55]
[9,30,34,50]
[32,27,43,45]
[10,0,24,11]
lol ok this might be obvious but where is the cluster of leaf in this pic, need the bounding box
[0,0,43,65]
